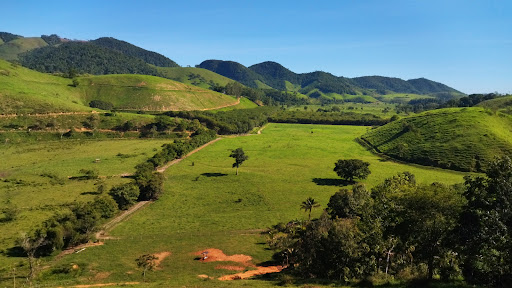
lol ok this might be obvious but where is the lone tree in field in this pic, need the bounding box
[301,197,321,220]
[229,148,248,175]
[333,159,371,182]
[136,254,158,282]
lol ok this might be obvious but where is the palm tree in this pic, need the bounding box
[301,197,320,220]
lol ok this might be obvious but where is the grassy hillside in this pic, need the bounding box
[13,124,467,287]
[361,107,512,171]
[0,59,244,114]
[0,59,91,114]
[79,74,240,111]
[477,95,512,113]
[156,66,236,89]
[0,37,48,60]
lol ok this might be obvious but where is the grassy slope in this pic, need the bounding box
[43,124,466,287]
[361,107,512,171]
[0,37,48,60]
[377,93,434,103]
[79,74,239,111]
[0,59,244,114]
[477,95,512,112]
[0,59,91,114]
[157,67,236,89]
[0,139,173,269]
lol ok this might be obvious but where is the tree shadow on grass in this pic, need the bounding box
[312,178,352,187]
[201,173,228,177]
[2,246,25,258]
[80,191,101,196]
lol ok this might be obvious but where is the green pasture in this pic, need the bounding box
[37,123,467,287]
[376,93,434,103]
[288,102,397,117]
[0,139,173,269]
[156,67,236,89]
[0,37,48,60]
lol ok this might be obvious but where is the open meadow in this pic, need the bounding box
[26,123,469,287]
[0,139,173,270]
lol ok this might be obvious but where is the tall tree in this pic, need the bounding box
[229,148,248,175]
[136,254,158,282]
[301,197,321,220]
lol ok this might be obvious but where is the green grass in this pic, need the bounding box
[79,74,240,111]
[0,138,174,269]
[288,102,397,117]
[31,124,467,287]
[362,107,512,171]
[477,95,512,113]
[156,67,236,89]
[0,37,48,60]
[377,93,434,103]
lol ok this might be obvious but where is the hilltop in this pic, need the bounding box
[360,107,512,171]
[0,32,179,76]
[198,60,465,102]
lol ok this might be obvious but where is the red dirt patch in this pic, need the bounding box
[196,248,252,266]
[195,248,285,280]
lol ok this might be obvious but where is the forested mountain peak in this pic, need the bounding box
[91,37,179,67]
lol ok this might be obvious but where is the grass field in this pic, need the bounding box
[288,102,397,117]
[156,67,236,89]
[0,138,174,270]
[0,37,48,60]
[24,123,468,287]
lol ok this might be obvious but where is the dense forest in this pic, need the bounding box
[19,42,159,75]
[91,37,179,67]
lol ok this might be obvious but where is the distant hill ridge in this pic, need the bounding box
[0,32,179,76]
[199,60,464,98]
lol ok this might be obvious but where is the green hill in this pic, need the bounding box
[19,42,159,75]
[0,37,48,60]
[361,107,512,171]
[477,95,512,113]
[78,74,239,111]
[91,37,179,67]
[157,66,236,89]
[0,59,241,114]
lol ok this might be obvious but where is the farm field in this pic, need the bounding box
[0,138,173,269]
[33,123,468,287]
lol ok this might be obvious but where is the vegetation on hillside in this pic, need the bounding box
[19,42,159,75]
[91,37,179,67]
[361,107,512,171]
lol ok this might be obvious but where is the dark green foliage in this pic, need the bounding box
[267,172,464,282]
[78,169,98,180]
[458,156,512,286]
[249,61,301,90]
[91,37,179,67]
[89,100,114,110]
[41,34,61,46]
[198,60,265,88]
[333,159,371,182]
[19,42,159,75]
[166,107,276,135]
[92,195,118,218]
[109,183,140,210]
[269,110,388,126]
[1,205,19,222]
[0,32,21,43]
[229,147,248,175]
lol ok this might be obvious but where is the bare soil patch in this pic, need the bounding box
[195,248,284,280]
[152,251,171,269]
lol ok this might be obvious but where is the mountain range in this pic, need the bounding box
[0,32,464,101]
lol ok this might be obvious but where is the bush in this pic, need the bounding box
[109,183,140,210]
[89,100,114,110]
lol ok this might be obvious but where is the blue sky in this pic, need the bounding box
[2,0,511,94]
